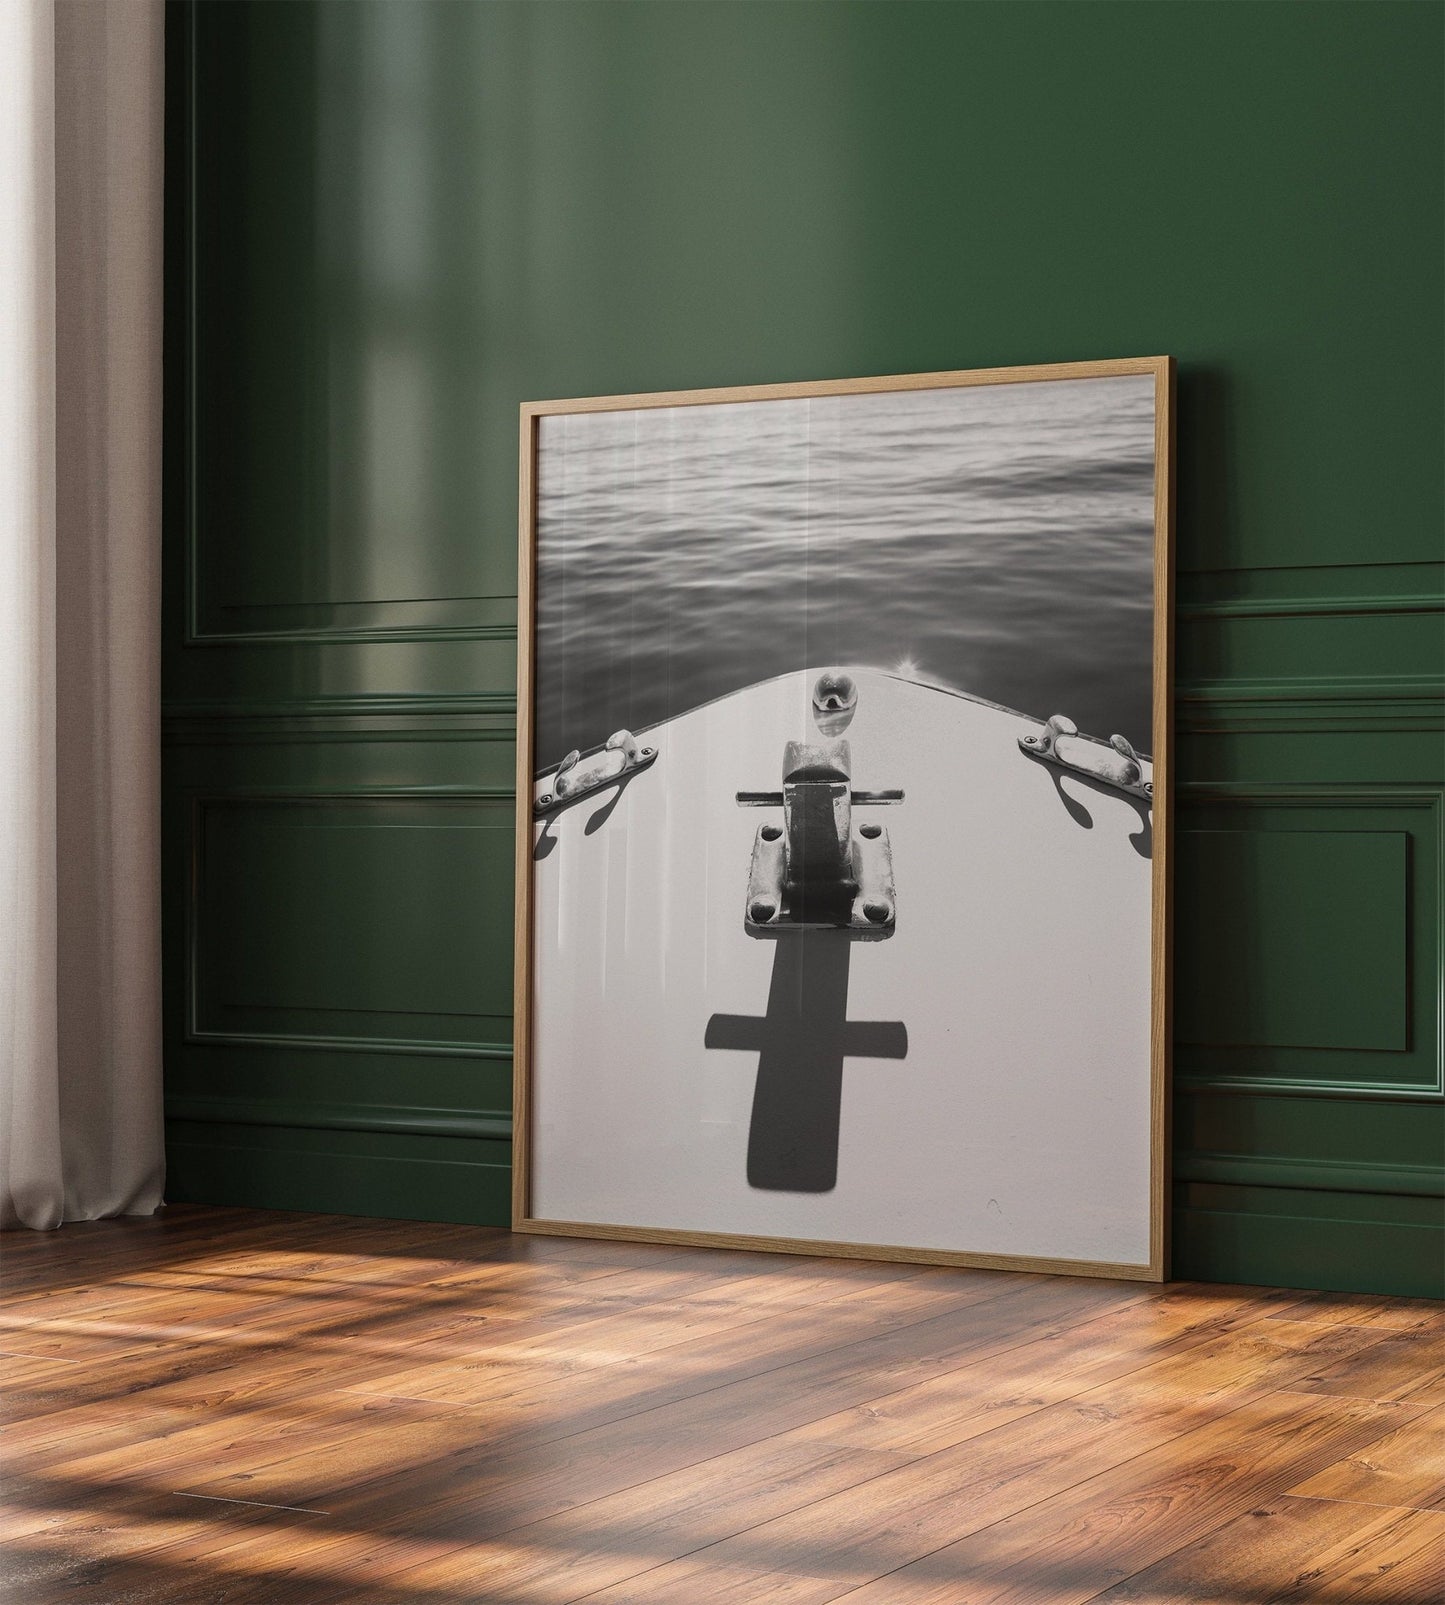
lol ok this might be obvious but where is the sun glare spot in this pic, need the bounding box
[894,655,921,680]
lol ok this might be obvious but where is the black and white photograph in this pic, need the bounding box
[517,359,1172,1277]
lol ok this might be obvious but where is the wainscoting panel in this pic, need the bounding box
[162,717,519,1226]
[188,793,514,1055]
[1174,791,1440,1092]
[1179,828,1407,1053]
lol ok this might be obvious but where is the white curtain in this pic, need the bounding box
[0,0,164,1230]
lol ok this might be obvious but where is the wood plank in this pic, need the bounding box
[2,1238,743,1345]
[367,1436,911,1603]
[362,1385,1407,1605]
[783,1282,1305,1456]
[1,1391,228,1485]
[568,1554,846,1605]
[572,1364,1403,1601]
[0,1491,364,1605]
[90,1249,937,1377]
[321,1309,1361,1585]
[0,1319,189,1368]
[165,1281,1095,1522]
[0,1208,334,1298]
[1294,1321,1445,1405]
[20,1390,491,1505]
[5,1238,930,1434]
[5,1274,1049,1525]
[1289,1402,1445,1510]
[1268,1290,1445,1332]
[1090,1495,1445,1603]
[0,1338,405,1433]
[334,1265,1053,1419]
[1339,1507,1445,1602]
[3,1265,962,1480]
[0,1350,84,1383]
[828,1393,1419,1604]
[25,1439,910,1605]
[300,1280,1144,1536]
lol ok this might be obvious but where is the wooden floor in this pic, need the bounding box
[1,1208,1442,1604]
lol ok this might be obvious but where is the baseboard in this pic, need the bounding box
[1173,1184,1445,1299]
[164,1121,511,1228]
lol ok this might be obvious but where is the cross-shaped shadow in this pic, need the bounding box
[705,930,908,1193]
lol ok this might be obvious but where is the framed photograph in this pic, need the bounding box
[513,357,1173,1280]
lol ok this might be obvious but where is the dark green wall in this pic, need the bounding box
[163,0,1444,1295]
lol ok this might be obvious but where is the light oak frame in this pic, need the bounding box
[513,357,1175,1281]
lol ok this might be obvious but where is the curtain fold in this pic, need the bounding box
[1,0,164,1231]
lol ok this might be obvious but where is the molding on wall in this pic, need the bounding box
[180,783,514,798]
[165,723,517,745]
[166,1095,513,1141]
[1177,782,1443,799]
[185,1028,513,1060]
[162,694,519,742]
[163,684,1440,739]
[1174,784,1443,1101]
[186,619,521,648]
[1176,563,1443,733]
[1176,560,1444,620]
[1178,596,1444,621]
[186,789,516,1060]
[1174,1150,1444,1198]
[1176,677,1443,733]
[1175,1074,1444,1104]
[165,695,518,718]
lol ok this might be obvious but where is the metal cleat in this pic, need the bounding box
[812,671,858,718]
[535,729,658,818]
[811,670,859,735]
[1019,714,1153,801]
[737,730,901,940]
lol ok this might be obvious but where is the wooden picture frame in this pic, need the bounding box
[513,357,1174,1281]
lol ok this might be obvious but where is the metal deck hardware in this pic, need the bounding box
[737,731,901,939]
[810,669,859,735]
[534,729,658,818]
[811,671,858,718]
[1018,714,1153,802]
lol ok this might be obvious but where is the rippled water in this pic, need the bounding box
[535,374,1156,769]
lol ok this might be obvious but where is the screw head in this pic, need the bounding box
[749,898,778,923]
[863,899,893,924]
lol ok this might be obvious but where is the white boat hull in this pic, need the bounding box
[528,668,1155,1270]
